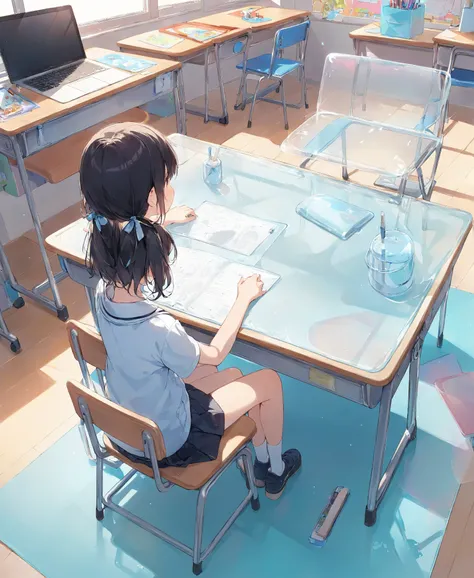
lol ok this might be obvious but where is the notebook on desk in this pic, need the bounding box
[0,6,131,104]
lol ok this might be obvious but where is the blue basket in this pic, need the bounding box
[381,5,425,39]
[460,7,474,33]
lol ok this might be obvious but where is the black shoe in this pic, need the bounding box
[238,458,270,488]
[265,449,302,500]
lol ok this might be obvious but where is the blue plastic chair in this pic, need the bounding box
[235,20,310,130]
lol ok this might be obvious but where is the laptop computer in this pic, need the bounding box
[0,5,132,104]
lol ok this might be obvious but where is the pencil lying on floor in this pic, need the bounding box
[309,487,350,547]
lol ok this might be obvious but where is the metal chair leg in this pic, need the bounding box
[280,79,289,130]
[193,483,209,575]
[96,455,105,521]
[341,129,349,180]
[302,65,308,109]
[247,77,262,129]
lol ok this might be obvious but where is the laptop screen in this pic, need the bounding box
[0,6,86,83]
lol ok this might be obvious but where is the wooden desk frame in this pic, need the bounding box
[45,138,470,526]
[0,49,183,327]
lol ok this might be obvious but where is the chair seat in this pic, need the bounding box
[237,54,301,78]
[451,68,474,89]
[104,415,257,491]
[282,113,441,177]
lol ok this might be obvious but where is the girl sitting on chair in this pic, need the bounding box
[80,123,301,500]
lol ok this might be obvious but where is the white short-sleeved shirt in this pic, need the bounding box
[95,281,200,457]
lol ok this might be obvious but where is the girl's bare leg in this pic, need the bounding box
[191,368,282,445]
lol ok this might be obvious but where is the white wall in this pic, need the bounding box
[2,0,474,244]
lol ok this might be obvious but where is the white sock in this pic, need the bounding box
[253,441,269,464]
[268,442,285,476]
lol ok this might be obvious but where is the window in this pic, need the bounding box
[1,1,204,35]
[313,0,463,27]
[23,1,148,26]
[0,0,13,16]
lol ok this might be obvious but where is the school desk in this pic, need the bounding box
[433,28,474,77]
[350,23,438,58]
[118,27,251,127]
[0,48,182,323]
[192,6,311,109]
[45,133,472,526]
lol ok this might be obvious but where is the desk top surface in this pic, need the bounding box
[193,6,310,31]
[434,28,474,48]
[0,48,180,137]
[46,135,471,386]
[350,23,439,48]
[118,27,248,59]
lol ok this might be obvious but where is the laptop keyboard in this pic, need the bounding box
[25,61,107,92]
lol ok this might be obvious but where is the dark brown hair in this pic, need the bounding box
[80,123,178,298]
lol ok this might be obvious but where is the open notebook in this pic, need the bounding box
[158,247,279,324]
[169,202,286,257]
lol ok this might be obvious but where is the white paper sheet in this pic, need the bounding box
[169,202,278,256]
[161,247,279,323]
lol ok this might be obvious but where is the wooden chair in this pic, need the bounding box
[66,320,260,575]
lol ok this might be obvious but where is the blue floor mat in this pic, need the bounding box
[1,288,474,578]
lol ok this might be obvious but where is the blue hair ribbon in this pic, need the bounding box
[86,212,108,231]
[123,216,144,242]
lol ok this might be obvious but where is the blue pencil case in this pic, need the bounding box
[296,195,374,241]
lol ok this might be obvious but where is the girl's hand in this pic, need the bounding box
[165,206,196,226]
[237,274,266,304]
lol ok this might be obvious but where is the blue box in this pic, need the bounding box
[381,5,425,39]
[460,7,474,33]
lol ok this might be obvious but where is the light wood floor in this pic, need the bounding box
[1,78,474,577]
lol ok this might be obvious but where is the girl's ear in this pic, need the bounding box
[145,187,159,220]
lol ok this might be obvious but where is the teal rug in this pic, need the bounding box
[1,288,474,578]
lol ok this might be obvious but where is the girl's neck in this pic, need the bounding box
[110,284,145,304]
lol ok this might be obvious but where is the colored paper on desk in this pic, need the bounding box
[95,53,155,73]
[165,24,227,43]
[169,202,283,256]
[243,16,272,22]
[160,247,279,324]
[142,32,184,49]
[0,88,38,122]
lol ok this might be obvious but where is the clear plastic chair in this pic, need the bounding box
[235,19,310,130]
[281,53,451,200]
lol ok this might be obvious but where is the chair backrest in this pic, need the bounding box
[67,319,106,371]
[315,53,451,137]
[67,379,167,460]
[274,20,310,51]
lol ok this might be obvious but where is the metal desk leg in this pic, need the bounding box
[173,69,185,135]
[353,39,361,56]
[433,43,439,69]
[437,288,449,348]
[177,68,187,135]
[365,340,421,526]
[5,137,69,320]
[365,382,393,526]
[215,44,229,125]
